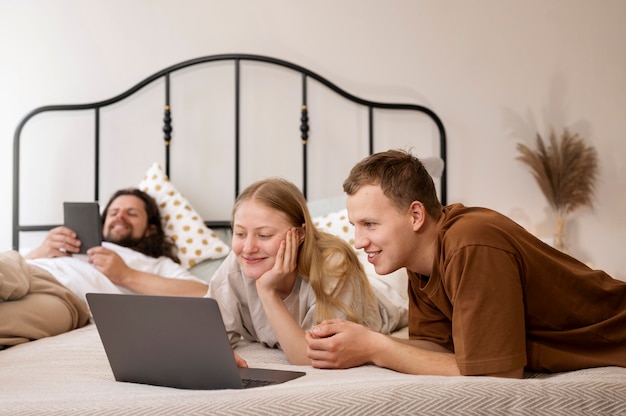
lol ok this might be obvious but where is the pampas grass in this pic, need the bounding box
[516,128,599,250]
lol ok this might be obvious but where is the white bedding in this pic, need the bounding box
[1,323,625,416]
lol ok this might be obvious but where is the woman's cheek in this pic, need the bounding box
[231,240,244,256]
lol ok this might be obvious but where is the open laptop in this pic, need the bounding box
[86,293,306,390]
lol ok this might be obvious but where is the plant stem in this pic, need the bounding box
[554,212,566,251]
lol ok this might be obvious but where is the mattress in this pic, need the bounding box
[1,323,625,415]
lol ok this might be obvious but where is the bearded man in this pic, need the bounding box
[1,188,207,347]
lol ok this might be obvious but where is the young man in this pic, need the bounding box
[305,149,626,378]
[0,188,207,348]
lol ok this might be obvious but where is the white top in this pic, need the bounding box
[27,242,201,304]
[206,251,406,348]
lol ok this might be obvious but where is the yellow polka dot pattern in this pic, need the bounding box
[312,208,355,247]
[138,163,230,269]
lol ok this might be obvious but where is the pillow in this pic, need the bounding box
[307,194,347,218]
[312,208,355,246]
[138,163,230,269]
[312,208,408,302]
[422,157,445,179]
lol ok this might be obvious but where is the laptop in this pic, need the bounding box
[86,293,306,390]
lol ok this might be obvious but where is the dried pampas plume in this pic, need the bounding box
[516,128,599,250]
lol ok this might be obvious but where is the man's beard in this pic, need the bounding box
[103,229,164,259]
[104,233,144,250]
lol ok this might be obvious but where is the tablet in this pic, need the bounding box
[63,202,103,253]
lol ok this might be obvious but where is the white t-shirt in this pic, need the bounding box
[27,242,201,304]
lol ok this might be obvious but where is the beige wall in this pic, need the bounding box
[1,0,625,279]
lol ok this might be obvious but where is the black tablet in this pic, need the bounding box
[63,202,103,253]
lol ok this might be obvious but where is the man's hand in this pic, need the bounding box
[24,226,81,259]
[307,319,464,376]
[86,246,131,285]
[306,319,382,369]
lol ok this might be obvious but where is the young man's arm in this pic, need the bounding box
[306,319,523,378]
[306,319,460,375]
[400,338,523,378]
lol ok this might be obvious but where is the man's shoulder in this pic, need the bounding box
[442,204,508,232]
[440,204,524,249]
[444,203,501,219]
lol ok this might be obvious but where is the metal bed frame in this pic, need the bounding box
[12,53,447,250]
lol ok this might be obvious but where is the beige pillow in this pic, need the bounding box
[139,163,230,269]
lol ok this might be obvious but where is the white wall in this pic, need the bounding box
[1,0,625,279]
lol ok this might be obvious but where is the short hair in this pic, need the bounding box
[343,149,443,219]
[101,188,180,263]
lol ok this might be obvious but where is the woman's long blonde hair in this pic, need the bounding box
[233,178,377,324]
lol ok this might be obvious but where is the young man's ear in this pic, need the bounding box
[409,201,426,231]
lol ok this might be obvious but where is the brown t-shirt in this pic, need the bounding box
[408,204,626,375]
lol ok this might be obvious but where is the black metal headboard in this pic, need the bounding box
[13,53,447,250]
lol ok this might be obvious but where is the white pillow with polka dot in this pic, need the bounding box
[138,163,230,269]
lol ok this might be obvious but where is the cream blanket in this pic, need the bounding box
[1,323,625,415]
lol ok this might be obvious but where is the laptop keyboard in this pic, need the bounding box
[241,378,277,389]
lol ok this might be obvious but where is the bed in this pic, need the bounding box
[5,54,626,415]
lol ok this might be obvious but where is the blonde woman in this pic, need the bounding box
[206,178,403,366]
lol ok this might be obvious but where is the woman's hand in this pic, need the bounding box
[255,227,309,364]
[256,228,301,297]
[234,351,248,368]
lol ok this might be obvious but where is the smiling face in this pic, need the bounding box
[347,184,418,275]
[102,195,152,245]
[231,199,295,280]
